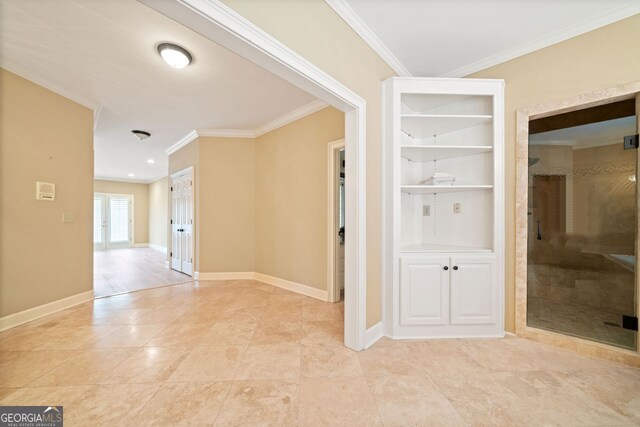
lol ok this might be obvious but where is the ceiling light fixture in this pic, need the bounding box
[128,173,135,177]
[132,130,151,140]
[147,159,155,164]
[157,43,192,69]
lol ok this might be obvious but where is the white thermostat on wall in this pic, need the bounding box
[36,181,55,201]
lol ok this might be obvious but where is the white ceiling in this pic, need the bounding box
[529,116,636,150]
[340,0,640,77]
[0,0,317,182]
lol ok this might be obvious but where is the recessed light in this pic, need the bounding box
[157,43,192,69]
[147,159,155,164]
[128,173,135,177]
[132,130,151,140]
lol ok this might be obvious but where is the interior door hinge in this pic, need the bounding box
[623,134,639,150]
[170,251,173,257]
[170,219,173,224]
[170,186,173,191]
[622,315,638,331]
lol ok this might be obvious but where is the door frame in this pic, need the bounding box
[170,166,195,277]
[515,81,640,364]
[94,192,134,250]
[327,139,345,303]
[143,0,369,350]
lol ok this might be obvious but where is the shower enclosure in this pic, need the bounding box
[526,101,637,350]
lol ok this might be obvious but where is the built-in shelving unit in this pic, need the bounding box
[383,77,505,340]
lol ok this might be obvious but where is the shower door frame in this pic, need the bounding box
[516,81,640,366]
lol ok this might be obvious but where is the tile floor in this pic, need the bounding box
[1,279,639,426]
[94,248,191,297]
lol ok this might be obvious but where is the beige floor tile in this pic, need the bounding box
[217,306,264,323]
[300,320,343,346]
[34,325,122,350]
[405,340,484,376]
[236,343,301,381]
[0,327,53,351]
[367,374,466,426]
[215,380,298,426]
[553,366,640,424]
[261,304,302,323]
[145,323,211,348]
[299,377,382,426]
[0,350,78,387]
[30,348,137,386]
[130,307,188,325]
[358,341,429,377]
[199,321,258,346]
[132,382,230,426]
[251,320,302,344]
[301,304,342,322]
[64,383,160,426]
[300,342,363,378]
[93,324,167,348]
[168,345,245,382]
[99,347,190,384]
[0,385,91,407]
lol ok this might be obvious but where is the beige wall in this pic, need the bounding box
[255,107,344,289]
[222,0,396,327]
[198,137,255,273]
[0,68,94,317]
[471,13,640,332]
[149,177,168,249]
[94,180,149,244]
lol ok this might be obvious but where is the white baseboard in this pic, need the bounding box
[364,321,385,349]
[254,272,328,301]
[133,243,149,248]
[195,271,254,280]
[0,290,94,332]
[148,243,167,254]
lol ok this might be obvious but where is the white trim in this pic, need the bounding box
[94,176,157,184]
[148,243,167,254]
[0,290,94,332]
[143,0,367,351]
[364,321,384,349]
[93,105,104,132]
[327,139,345,303]
[195,271,254,280]
[324,0,410,77]
[254,273,328,301]
[165,130,198,155]
[196,128,255,138]
[133,243,149,248]
[441,3,640,78]
[253,100,328,137]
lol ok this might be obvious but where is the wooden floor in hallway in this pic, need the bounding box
[0,279,639,425]
[93,247,191,297]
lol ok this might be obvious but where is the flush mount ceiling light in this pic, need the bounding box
[147,159,155,164]
[128,173,135,177]
[157,43,192,69]
[131,130,151,140]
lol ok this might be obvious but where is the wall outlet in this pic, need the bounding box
[62,212,75,223]
[453,202,462,214]
[423,205,430,216]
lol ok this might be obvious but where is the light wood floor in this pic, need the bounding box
[0,280,639,425]
[94,248,191,297]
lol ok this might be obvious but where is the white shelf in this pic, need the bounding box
[401,114,492,138]
[401,243,493,253]
[401,185,493,194]
[401,145,492,162]
[401,94,479,114]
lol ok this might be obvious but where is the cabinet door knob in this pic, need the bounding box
[453,266,459,270]
[443,266,449,271]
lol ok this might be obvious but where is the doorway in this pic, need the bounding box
[93,193,133,250]
[328,139,345,302]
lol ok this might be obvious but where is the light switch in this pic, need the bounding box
[62,212,75,223]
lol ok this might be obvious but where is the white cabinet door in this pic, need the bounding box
[450,255,497,325]
[400,256,450,325]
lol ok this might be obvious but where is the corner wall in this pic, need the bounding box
[0,68,94,318]
[149,177,168,250]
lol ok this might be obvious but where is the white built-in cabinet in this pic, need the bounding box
[383,78,505,339]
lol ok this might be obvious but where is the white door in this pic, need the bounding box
[450,255,497,325]
[93,195,106,250]
[400,255,450,325]
[171,168,194,276]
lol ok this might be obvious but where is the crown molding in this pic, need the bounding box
[441,3,640,78]
[324,0,411,77]
[165,129,198,155]
[253,99,328,137]
[94,176,157,184]
[196,128,255,138]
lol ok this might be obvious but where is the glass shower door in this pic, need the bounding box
[527,112,637,350]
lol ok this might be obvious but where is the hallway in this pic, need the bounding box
[94,248,190,297]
